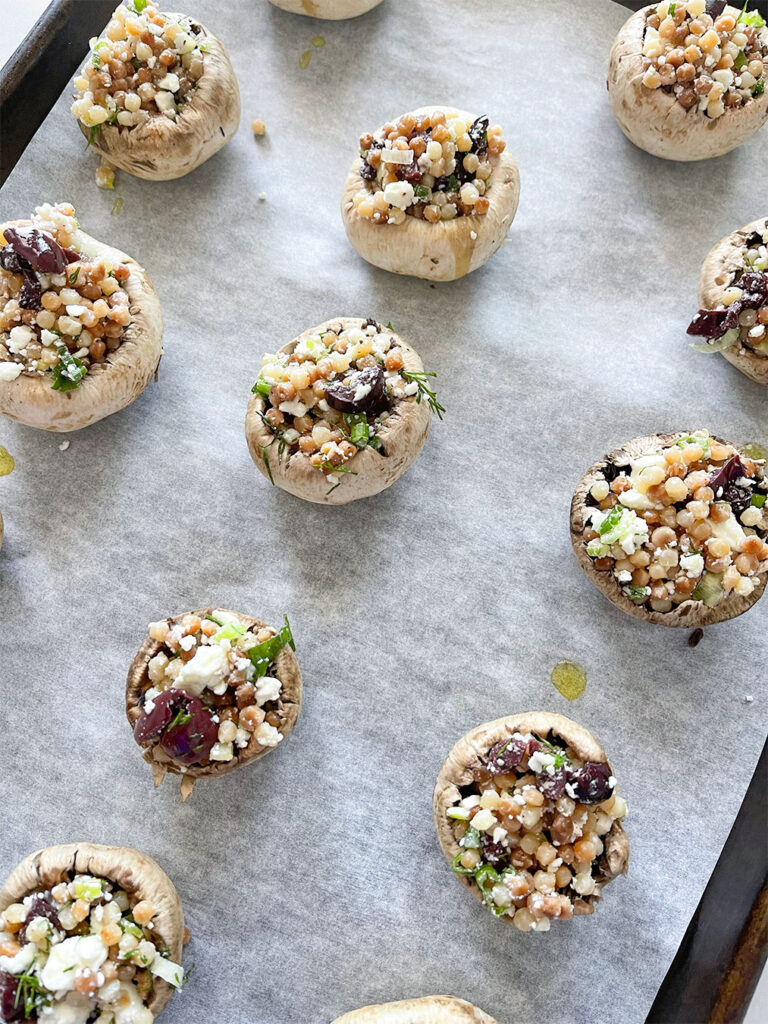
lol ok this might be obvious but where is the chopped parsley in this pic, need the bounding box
[51,345,87,392]
[247,615,295,678]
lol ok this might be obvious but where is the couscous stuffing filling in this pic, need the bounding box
[584,431,768,612]
[688,224,768,356]
[252,318,443,496]
[71,0,208,140]
[641,1,767,117]
[0,875,183,1023]
[353,111,506,224]
[447,732,627,931]
[133,611,295,767]
[0,204,131,391]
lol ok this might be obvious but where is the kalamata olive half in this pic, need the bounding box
[0,972,25,1022]
[487,736,527,774]
[19,896,61,943]
[536,766,568,800]
[568,762,613,804]
[325,365,387,414]
[134,688,179,744]
[160,698,219,765]
[3,227,71,275]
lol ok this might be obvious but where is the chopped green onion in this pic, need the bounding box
[751,494,766,508]
[149,955,184,988]
[446,806,471,820]
[247,616,295,678]
[344,412,370,448]
[73,877,102,901]
[213,620,245,644]
[691,571,724,608]
[251,378,272,397]
[461,826,482,849]
[451,852,475,876]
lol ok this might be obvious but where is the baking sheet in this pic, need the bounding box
[1,1,767,1022]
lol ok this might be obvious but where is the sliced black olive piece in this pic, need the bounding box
[325,365,387,414]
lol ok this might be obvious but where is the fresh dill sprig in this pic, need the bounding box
[401,370,445,420]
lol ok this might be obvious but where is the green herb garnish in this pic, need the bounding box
[87,124,101,148]
[247,615,295,678]
[255,410,288,465]
[51,345,86,392]
[68,267,80,284]
[460,825,482,850]
[754,78,766,96]
[445,174,460,192]
[734,50,748,70]
[343,412,370,448]
[537,737,571,770]
[13,970,50,1017]
[413,184,430,201]
[251,378,272,397]
[133,0,149,12]
[751,493,766,508]
[167,709,192,731]
[668,2,676,13]
[451,851,475,875]
[385,321,394,331]
[737,2,765,27]
[400,370,445,419]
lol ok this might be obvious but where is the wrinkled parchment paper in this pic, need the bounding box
[1,2,766,1022]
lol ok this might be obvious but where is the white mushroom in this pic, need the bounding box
[607,4,768,161]
[697,217,768,385]
[0,218,163,433]
[269,0,383,19]
[341,106,520,281]
[245,317,433,505]
[332,995,498,1023]
[74,10,240,180]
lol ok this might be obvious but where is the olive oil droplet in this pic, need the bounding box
[551,661,586,701]
[743,441,768,461]
[311,35,325,47]
[0,446,15,476]
[299,49,312,69]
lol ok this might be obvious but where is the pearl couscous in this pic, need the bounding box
[446,732,627,930]
[132,611,295,768]
[0,875,183,1023]
[583,430,768,612]
[0,205,131,390]
[640,1,767,118]
[352,111,506,224]
[71,1,207,138]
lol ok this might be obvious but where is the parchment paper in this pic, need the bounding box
[1,2,766,1022]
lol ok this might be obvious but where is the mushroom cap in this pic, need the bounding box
[80,20,240,180]
[0,842,184,1017]
[125,608,302,793]
[607,5,768,161]
[698,217,768,386]
[0,221,163,432]
[269,0,383,18]
[341,106,520,281]
[570,432,768,626]
[245,317,432,505]
[433,712,630,917]
[332,995,498,1024]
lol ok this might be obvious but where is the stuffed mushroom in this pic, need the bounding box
[341,107,520,281]
[607,1,768,161]
[571,430,768,625]
[245,317,440,504]
[126,608,301,800]
[332,996,498,1024]
[269,0,383,18]
[0,843,185,1023]
[434,713,629,932]
[687,217,768,384]
[70,0,240,181]
[0,203,162,432]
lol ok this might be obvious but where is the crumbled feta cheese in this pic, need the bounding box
[40,935,108,992]
[529,750,557,775]
[383,180,415,210]
[279,400,308,417]
[156,73,180,92]
[254,722,282,747]
[255,675,281,705]
[174,643,228,696]
[8,325,35,353]
[680,553,704,577]
[0,362,23,382]
[209,741,234,761]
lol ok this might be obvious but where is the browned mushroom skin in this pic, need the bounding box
[126,608,302,800]
[433,712,629,923]
[332,995,499,1023]
[0,843,184,1018]
[570,433,768,627]
[698,218,768,386]
[78,18,240,181]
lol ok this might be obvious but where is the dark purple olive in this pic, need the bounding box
[569,762,613,804]
[487,736,527,774]
[709,456,748,500]
[481,836,508,868]
[737,272,767,297]
[3,227,69,275]
[159,697,218,765]
[468,115,489,154]
[536,766,568,801]
[706,0,726,17]
[18,271,42,310]
[134,688,179,744]
[20,896,61,943]
[325,365,386,414]
[0,246,26,275]
[686,308,728,338]
[0,971,26,1022]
